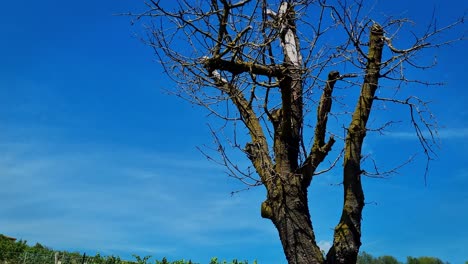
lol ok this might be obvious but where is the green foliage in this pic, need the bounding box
[358,251,377,264]
[0,235,131,264]
[89,253,126,264]
[0,235,27,263]
[206,258,250,264]
[0,235,248,264]
[358,252,450,264]
[407,256,447,264]
[133,255,152,264]
[358,252,401,264]
[375,255,400,264]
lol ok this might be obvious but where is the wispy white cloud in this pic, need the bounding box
[0,139,278,258]
[386,128,468,140]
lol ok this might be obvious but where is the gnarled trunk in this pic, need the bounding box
[262,3,325,263]
[262,175,324,264]
[263,23,384,264]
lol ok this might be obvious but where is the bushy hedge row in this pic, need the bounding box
[0,235,252,264]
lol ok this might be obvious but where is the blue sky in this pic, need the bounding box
[0,0,467,263]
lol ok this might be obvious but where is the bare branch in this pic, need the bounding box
[313,149,344,176]
[362,155,415,178]
[129,1,465,262]
[374,96,438,184]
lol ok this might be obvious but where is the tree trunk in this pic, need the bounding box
[262,4,326,262]
[326,23,384,264]
[262,175,324,264]
[262,22,384,264]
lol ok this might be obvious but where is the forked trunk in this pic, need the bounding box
[264,23,384,264]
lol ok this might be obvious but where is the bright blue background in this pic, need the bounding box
[1,0,467,263]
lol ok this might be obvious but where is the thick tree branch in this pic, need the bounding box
[202,57,284,77]
[326,23,384,264]
[300,71,340,187]
[273,2,304,174]
[207,69,276,189]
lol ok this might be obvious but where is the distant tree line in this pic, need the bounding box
[1,234,464,264]
[357,251,456,264]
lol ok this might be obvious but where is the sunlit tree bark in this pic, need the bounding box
[130,1,463,263]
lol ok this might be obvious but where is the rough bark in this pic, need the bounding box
[325,23,384,264]
[139,0,445,262]
[262,175,324,264]
[260,69,341,264]
[263,4,323,263]
[209,16,384,264]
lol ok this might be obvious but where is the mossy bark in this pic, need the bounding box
[208,5,384,263]
[258,22,383,264]
[325,24,384,264]
[263,175,324,264]
[260,4,325,263]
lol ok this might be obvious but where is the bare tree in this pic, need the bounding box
[129,0,464,263]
